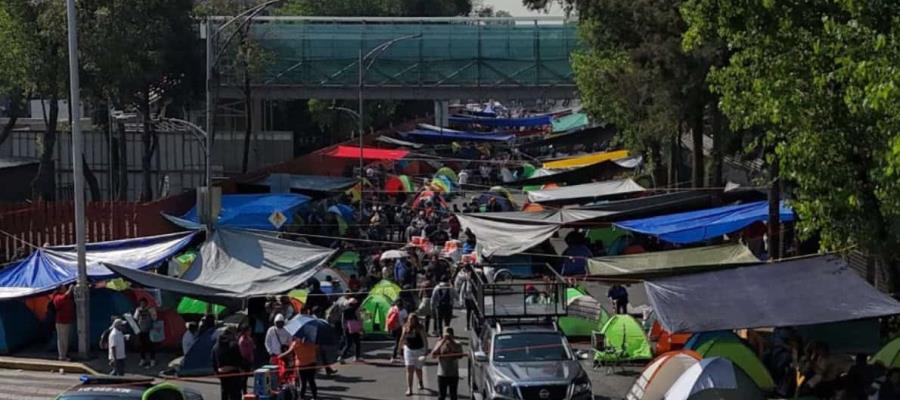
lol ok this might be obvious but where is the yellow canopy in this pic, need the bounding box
[542,149,630,170]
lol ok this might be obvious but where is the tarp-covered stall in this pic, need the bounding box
[518,155,642,186]
[0,232,197,299]
[107,229,336,306]
[587,244,760,279]
[615,201,794,245]
[172,194,310,231]
[526,179,645,205]
[324,145,409,161]
[646,256,900,333]
[246,174,358,195]
[400,129,515,143]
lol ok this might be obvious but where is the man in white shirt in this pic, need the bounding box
[108,319,127,376]
[457,170,469,187]
[265,314,292,364]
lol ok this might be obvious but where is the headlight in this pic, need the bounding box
[494,381,516,398]
[573,374,592,394]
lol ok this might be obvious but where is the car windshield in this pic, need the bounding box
[492,332,570,362]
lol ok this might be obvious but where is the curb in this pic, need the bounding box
[0,356,99,375]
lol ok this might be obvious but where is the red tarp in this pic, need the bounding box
[325,146,409,161]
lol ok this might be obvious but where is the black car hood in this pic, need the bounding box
[490,360,582,383]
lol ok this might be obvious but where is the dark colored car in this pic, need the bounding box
[56,376,204,400]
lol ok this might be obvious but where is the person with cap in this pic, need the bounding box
[431,327,464,400]
[264,314,292,365]
[108,319,128,376]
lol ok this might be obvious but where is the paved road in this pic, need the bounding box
[0,369,81,400]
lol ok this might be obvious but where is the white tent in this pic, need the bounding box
[664,357,762,400]
[627,351,701,400]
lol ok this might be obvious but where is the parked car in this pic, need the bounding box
[56,376,204,400]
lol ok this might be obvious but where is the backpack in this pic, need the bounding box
[436,287,453,310]
[386,307,401,332]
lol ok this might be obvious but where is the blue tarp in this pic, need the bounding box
[178,327,221,377]
[327,204,356,222]
[178,194,310,231]
[614,201,794,244]
[0,232,196,299]
[449,114,552,128]
[401,129,514,143]
[0,301,39,354]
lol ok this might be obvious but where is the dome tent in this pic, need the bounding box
[872,336,900,368]
[627,350,701,400]
[559,287,610,338]
[688,333,775,392]
[594,314,653,363]
[361,293,392,333]
[664,357,763,400]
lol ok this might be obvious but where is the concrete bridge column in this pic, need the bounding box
[434,100,449,127]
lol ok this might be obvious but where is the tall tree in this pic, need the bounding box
[0,6,28,148]
[682,0,900,287]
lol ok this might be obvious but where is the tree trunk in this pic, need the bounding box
[767,157,781,261]
[32,98,59,200]
[116,120,128,200]
[668,133,678,190]
[691,111,704,188]
[0,90,24,147]
[241,88,252,173]
[140,92,154,202]
[709,108,724,188]
[82,153,102,201]
[648,139,666,187]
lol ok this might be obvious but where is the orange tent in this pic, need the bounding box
[24,295,52,322]
[522,203,545,212]
[651,320,691,354]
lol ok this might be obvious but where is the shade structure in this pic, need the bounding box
[873,336,900,368]
[693,338,775,391]
[248,174,358,195]
[175,194,310,231]
[627,350,701,400]
[449,114,552,128]
[646,256,900,333]
[664,357,763,400]
[325,145,409,160]
[519,155,643,186]
[526,178,646,205]
[107,229,336,306]
[614,201,794,245]
[543,149,630,169]
[587,244,760,279]
[594,315,653,362]
[401,129,514,143]
[0,231,196,299]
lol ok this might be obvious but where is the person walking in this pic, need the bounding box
[108,319,128,376]
[264,314,292,365]
[212,328,245,400]
[399,315,428,396]
[237,325,255,394]
[431,278,455,335]
[134,298,158,368]
[280,337,319,400]
[387,299,408,363]
[431,327,464,400]
[339,298,363,363]
[51,285,75,361]
[454,265,477,331]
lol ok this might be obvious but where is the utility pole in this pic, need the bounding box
[358,48,365,221]
[65,0,89,357]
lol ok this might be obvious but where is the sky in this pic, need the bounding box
[484,0,565,17]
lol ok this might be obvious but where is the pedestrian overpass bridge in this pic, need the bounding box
[217,16,580,100]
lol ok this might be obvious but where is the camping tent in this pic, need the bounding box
[178,327,222,376]
[0,301,39,354]
[587,244,760,279]
[664,357,763,400]
[872,336,900,368]
[177,297,226,316]
[384,175,415,194]
[687,334,775,391]
[627,350,701,400]
[526,179,646,205]
[559,287,609,337]
[361,293,392,333]
[369,280,401,301]
[173,194,311,231]
[594,315,653,362]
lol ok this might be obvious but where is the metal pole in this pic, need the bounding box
[65,0,89,358]
[205,18,214,233]
[358,48,365,222]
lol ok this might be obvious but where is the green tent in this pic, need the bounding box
[177,297,226,316]
[331,251,359,276]
[370,280,401,301]
[695,337,775,391]
[559,288,610,337]
[435,167,458,184]
[872,336,900,368]
[521,163,536,179]
[361,293,393,333]
[594,315,652,362]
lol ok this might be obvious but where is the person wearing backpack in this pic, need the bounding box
[388,299,408,363]
[430,277,455,336]
[134,298,158,368]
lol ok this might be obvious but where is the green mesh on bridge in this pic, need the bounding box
[220,18,579,89]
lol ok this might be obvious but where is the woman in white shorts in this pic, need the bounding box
[399,314,429,396]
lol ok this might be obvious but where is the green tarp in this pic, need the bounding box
[587,244,760,279]
[594,315,652,362]
[872,336,900,368]
[177,297,226,315]
[369,280,401,301]
[552,112,589,132]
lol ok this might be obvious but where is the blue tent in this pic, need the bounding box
[285,315,340,364]
[178,327,221,377]
[614,201,794,244]
[177,194,310,231]
[327,204,355,222]
[475,193,513,211]
[449,114,552,128]
[0,301,39,354]
[0,232,196,299]
[48,289,137,351]
[400,129,514,143]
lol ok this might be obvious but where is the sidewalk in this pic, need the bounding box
[0,345,181,378]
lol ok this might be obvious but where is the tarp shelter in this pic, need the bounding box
[594,315,653,362]
[627,350,701,400]
[543,149,630,170]
[520,125,617,152]
[247,174,358,195]
[0,232,196,299]
[174,194,310,231]
[361,293,392,333]
[615,201,794,245]
[0,301,39,354]
[587,244,760,279]
[551,112,589,132]
[178,327,222,376]
[457,209,613,256]
[83,289,136,349]
[582,191,718,220]
[107,229,336,306]
[376,135,424,149]
[527,178,646,205]
[691,336,775,391]
[872,336,900,368]
[177,297,226,316]
[560,287,610,337]
[401,129,514,143]
[518,155,643,187]
[449,114,552,128]
[324,145,409,161]
[664,357,764,400]
[646,256,900,333]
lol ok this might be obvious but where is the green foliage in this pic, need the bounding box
[681,0,900,271]
[278,0,471,17]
